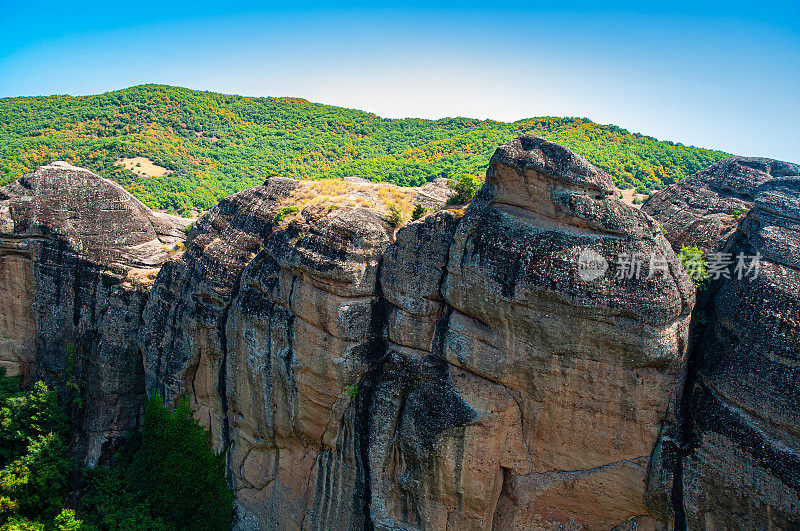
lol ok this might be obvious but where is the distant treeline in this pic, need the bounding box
[0,84,729,213]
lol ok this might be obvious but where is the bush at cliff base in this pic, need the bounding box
[83,393,233,530]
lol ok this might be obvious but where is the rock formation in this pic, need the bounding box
[0,161,189,465]
[642,157,800,253]
[644,157,800,528]
[142,135,694,529]
[8,144,797,529]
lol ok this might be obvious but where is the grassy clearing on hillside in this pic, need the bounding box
[114,156,172,178]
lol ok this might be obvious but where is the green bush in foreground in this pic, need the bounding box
[387,204,404,227]
[678,245,709,288]
[274,205,299,224]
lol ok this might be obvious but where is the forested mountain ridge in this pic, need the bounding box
[0,84,729,212]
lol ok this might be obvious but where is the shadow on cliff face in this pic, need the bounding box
[0,231,153,466]
[644,159,800,529]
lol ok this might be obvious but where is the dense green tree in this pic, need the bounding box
[0,381,67,466]
[0,368,231,530]
[0,433,71,521]
[0,380,77,528]
[447,173,482,205]
[83,394,232,530]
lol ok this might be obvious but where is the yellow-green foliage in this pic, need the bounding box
[0,85,729,213]
[281,178,421,224]
[274,205,299,223]
[678,246,709,287]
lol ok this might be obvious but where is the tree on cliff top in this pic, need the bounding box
[447,173,482,205]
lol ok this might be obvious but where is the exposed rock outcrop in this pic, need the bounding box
[0,161,189,464]
[427,136,693,529]
[642,157,800,253]
[645,160,800,528]
[5,140,798,529]
[142,135,694,528]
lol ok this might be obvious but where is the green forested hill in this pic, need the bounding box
[0,84,729,212]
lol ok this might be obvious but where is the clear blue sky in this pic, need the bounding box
[1,1,798,161]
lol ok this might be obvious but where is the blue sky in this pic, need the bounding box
[1,1,798,161]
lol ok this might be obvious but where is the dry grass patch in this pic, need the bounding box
[122,267,161,290]
[115,157,172,178]
[281,179,423,226]
[620,188,649,208]
[163,242,185,261]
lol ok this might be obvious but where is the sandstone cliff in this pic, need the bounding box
[6,144,796,530]
[645,158,800,528]
[0,161,189,464]
[142,136,694,529]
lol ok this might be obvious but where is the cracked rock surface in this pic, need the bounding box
[645,161,800,529]
[642,156,800,254]
[16,141,796,529]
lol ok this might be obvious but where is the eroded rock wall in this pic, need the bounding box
[142,136,695,529]
[0,161,189,464]
[429,136,693,529]
[645,159,800,529]
[642,156,800,254]
[6,145,798,529]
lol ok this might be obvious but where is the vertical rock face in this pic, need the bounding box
[425,136,693,529]
[224,206,392,529]
[142,136,694,529]
[642,157,800,253]
[645,163,800,528]
[6,145,797,529]
[0,161,189,464]
[140,178,300,449]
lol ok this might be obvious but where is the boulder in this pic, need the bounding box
[642,156,800,253]
[426,135,694,529]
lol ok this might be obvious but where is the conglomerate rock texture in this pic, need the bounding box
[642,156,800,254]
[10,143,797,529]
[142,135,695,529]
[645,159,800,528]
[0,161,189,465]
